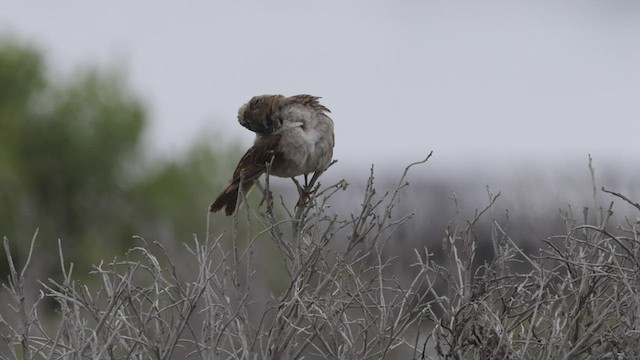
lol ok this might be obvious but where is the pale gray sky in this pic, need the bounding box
[2,0,639,172]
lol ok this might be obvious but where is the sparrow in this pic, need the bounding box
[209,94,335,215]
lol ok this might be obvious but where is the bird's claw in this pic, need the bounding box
[292,176,314,209]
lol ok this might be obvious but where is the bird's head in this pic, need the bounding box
[238,94,286,134]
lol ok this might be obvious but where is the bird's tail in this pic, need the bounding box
[209,180,255,216]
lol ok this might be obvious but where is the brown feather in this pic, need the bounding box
[209,180,255,215]
[238,95,286,134]
[287,94,332,115]
[211,94,333,215]
[209,134,283,215]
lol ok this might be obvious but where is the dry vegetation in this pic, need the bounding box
[2,154,640,359]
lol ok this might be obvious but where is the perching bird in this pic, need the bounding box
[209,94,335,215]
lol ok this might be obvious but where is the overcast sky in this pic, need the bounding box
[2,0,639,173]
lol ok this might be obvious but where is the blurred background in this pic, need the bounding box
[1,0,640,288]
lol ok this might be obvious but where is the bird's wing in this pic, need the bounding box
[228,133,283,187]
[288,94,331,114]
[209,133,285,215]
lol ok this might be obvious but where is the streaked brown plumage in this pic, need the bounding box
[209,94,334,215]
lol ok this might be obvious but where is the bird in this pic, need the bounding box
[209,94,335,216]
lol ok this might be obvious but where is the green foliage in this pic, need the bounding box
[133,141,234,239]
[0,38,147,272]
[0,37,234,279]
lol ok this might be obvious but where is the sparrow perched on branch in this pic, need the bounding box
[209,94,335,215]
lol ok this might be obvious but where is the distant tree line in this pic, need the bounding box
[0,37,239,281]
